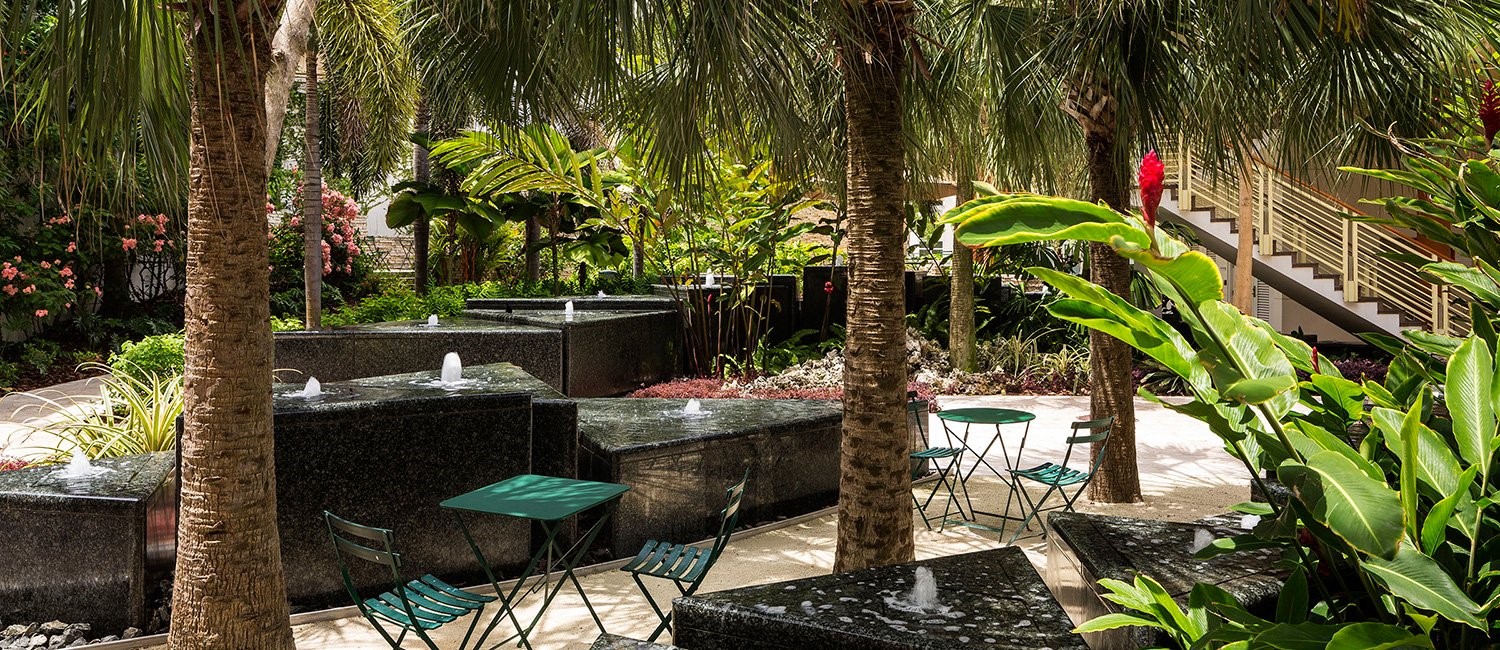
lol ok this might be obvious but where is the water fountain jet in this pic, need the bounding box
[441,352,463,385]
[299,377,323,399]
[564,300,575,322]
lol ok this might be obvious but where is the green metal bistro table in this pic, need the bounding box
[442,474,630,650]
[934,407,1035,528]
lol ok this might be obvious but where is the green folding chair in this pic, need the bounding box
[1007,417,1113,543]
[620,470,750,642]
[909,393,968,530]
[324,511,496,650]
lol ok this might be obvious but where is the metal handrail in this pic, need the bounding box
[1169,145,1467,336]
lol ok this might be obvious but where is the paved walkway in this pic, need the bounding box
[0,377,104,459]
[133,394,1245,649]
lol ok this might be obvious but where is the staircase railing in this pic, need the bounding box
[1166,146,1469,336]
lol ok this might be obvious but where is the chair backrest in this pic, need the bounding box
[324,511,412,619]
[707,469,752,563]
[1058,417,1114,473]
[907,390,929,448]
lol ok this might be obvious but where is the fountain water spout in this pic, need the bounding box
[909,566,938,610]
[684,399,704,415]
[441,352,463,384]
[425,314,440,327]
[299,377,323,399]
[564,300,575,322]
[57,448,110,481]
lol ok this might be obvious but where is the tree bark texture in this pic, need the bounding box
[302,32,323,329]
[413,95,431,294]
[1082,129,1142,504]
[264,0,315,175]
[172,2,295,648]
[524,216,541,283]
[1234,160,1256,314]
[833,0,916,574]
[948,171,977,372]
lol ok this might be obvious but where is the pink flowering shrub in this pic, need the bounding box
[0,210,103,330]
[267,183,379,309]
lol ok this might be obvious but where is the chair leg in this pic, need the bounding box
[631,572,673,642]
[1007,480,1059,545]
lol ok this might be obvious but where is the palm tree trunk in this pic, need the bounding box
[413,94,431,294]
[302,27,323,330]
[172,2,295,647]
[264,0,315,175]
[525,216,541,282]
[948,171,977,372]
[1083,129,1141,504]
[833,0,916,574]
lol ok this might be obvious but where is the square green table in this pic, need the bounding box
[442,474,630,650]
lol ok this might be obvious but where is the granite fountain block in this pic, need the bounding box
[1045,512,1285,649]
[0,453,177,632]
[577,398,842,557]
[464,308,679,397]
[346,362,579,480]
[269,388,534,606]
[467,296,676,312]
[273,317,564,387]
[591,634,681,650]
[672,546,1086,649]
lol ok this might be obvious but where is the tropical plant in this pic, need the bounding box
[28,363,185,461]
[974,0,1500,505]
[945,165,1500,645]
[109,333,186,383]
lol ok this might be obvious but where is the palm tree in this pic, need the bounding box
[5,1,296,646]
[979,0,1498,503]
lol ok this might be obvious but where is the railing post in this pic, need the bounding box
[1344,222,1357,297]
[1432,281,1446,334]
[1258,164,1273,253]
[1179,141,1193,208]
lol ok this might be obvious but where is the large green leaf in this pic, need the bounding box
[1030,267,1214,395]
[1278,450,1403,559]
[1199,302,1298,419]
[1422,262,1500,306]
[1371,406,1460,498]
[1325,623,1433,650]
[1362,545,1484,629]
[945,194,1151,249]
[1116,247,1225,305]
[1445,337,1495,472]
[385,192,426,229]
[1249,622,1339,649]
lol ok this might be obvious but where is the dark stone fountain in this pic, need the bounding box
[672,546,1086,649]
[1045,512,1285,649]
[0,453,176,632]
[577,398,842,556]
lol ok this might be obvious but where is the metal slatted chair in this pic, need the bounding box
[909,393,968,530]
[620,470,750,642]
[324,511,496,650]
[1007,417,1113,543]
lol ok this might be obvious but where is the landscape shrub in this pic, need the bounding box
[109,332,185,382]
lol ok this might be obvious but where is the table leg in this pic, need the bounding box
[455,511,547,650]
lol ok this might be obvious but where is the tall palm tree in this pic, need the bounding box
[404,0,950,570]
[980,0,1498,503]
[5,1,296,646]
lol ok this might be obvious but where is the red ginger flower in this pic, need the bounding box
[1138,150,1165,228]
[1311,346,1320,374]
[1481,81,1500,146]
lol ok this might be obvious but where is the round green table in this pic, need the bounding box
[934,407,1036,527]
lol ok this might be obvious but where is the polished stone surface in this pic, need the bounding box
[673,546,1086,649]
[1045,512,1284,649]
[274,317,564,388]
[591,633,680,649]
[0,453,176,632]
[465,309,679,397]
[579,398,841,556]
[468,296,676,312]
[270,391,534,607]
